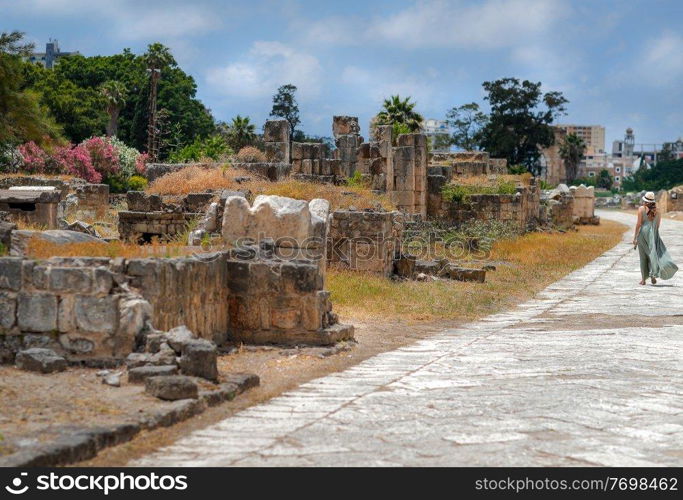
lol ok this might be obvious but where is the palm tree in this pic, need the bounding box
[376,95,424,132]
[559,133,586,184]
[143,43,173,160]
[226,115,256,151]
[100,80,127,137]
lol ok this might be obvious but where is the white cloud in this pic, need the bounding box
[639,32,683,86]
[206,41,323,99]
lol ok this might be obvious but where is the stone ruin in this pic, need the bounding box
[0,188,60,229]
[118,191,215,243]
[570,184,599,225]
[541,184,575,230]
[429,151,508,178]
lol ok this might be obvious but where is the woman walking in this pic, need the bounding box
[633,192,678,285]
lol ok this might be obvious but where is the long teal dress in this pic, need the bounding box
[637,211,678,281]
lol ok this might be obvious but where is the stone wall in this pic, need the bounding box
[72,184,109,217]
[431,183,541,232]
[669,186,683,211]
[118,211,198,243]
[541,185,575,230]
[390,134,428,217]
[0,176,71,199]
[429,151,508,178]
[0,189,60,229]
[333,116,363,179]
[264,120,291,163]
[328,210,404,276]
[231,162,292,181]
[0,256,150,364]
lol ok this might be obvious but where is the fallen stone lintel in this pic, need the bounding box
[0,372,259,467]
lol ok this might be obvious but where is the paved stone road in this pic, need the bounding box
[134,211,683,466]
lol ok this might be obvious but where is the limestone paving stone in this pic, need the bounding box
[133,211,682,466]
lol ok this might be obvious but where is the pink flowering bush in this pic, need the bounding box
[17,141,52,174]
[80,137,120,178]
[53,145,102,183]
[135,152,149,175]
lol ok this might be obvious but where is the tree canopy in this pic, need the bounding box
[0,31,61,147]
[20,44,215,158]
[478,78,568,175]
[376,95,424,132]
[559,133,586,184]
[445,102,487,150]
[270,84,300,135]
[621,158,683,192]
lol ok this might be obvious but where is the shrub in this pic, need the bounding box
[347,170,370,188]
[53,144,102,183]
[16,141,59,175]
[234,146,266,163]
[127,175,148,191]
[108,136,141,178]
[80,137,120,178]
[168,136,233,163]
[135,152,149,175]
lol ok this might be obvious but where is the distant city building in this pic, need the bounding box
[422,119,450,152]
[555,124,606,155]
[612,127,635,158]
[24,39,79,69]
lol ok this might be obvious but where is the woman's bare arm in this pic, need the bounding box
[633,207,643,245]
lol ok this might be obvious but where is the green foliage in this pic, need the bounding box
[168,135,232,163]
[445,102,487,150]
[441,179,517,203]
[376,95,423,132]
[444,220,520,253]
[621,158,683,192]
[20,44,215,157]
[100,80,127,137]
[507,164,528,175]
[539,179,554,190]
[478,78,568,175]
[0,241,6,256]
[221,114,256,151]
[346,170,370,188]
[596,168,613,190]
[103,174,127,193]
[270,84,300,134]
[391,122,412,143]
[127,175,148,191]
[559,133,586,183]
[1,31,62,147]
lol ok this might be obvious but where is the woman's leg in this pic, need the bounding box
[638,244,650,284]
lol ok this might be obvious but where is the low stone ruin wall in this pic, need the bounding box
[72,184,109,216]
[0,256,150,364]
[118,211,198,243]
[669,187,683,211]
[0,176,71,198]
[431,184,541,232]
[570,184,599,224]
[0,189,60,229]
[328,210,404,276]
[429,151,508,178]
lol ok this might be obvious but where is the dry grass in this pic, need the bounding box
[147,165,393,210]
[24,237,195,260]
[0,173,76,181]
[452,173,532,188]
[328,220,626,322]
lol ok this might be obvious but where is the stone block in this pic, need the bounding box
[15,348,67,373]
[128,365,178,383]
[57,295,75,333]
[0,257,22,290]
[145,375,198,401]
[263,120,290,143]
[332,116,360,138]
[164,325,196,354]
[179,338,218,382]
[74,295,119,334]
[0,221,16,249]
[0,291,16,329]
[18,293,57,332]
[49,267,92,293]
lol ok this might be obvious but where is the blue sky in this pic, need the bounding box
[2,0,682,147]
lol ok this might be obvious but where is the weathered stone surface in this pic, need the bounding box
[17,293,57,332]
[263,120,290,143]
[128,364,178,383]
[164,325,196,354]
[0,221,16,249]
[74,295,118,334]
[49,267,92,293]
[15,348,67,373]
[102,372,121,387]
[0,257,22,291]
[145,375,198,401]
[179,339,218,382]
[10,230,104,257]
[332,116,360,138]
[0,291,16,329]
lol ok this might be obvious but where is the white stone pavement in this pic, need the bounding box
[133,210,683,466]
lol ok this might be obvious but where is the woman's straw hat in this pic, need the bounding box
[642,191,656,203]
